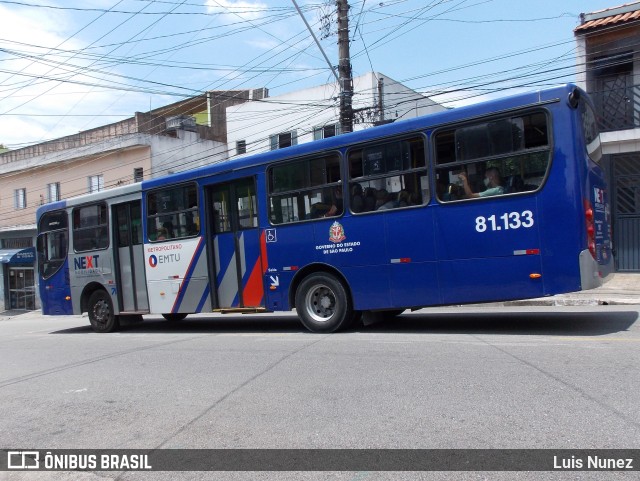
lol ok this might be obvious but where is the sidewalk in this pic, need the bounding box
[505,273,640,306]
[0,309,43,320]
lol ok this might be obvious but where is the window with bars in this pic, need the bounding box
[14,188,26,209]
[88,175,104,193]
[47,182,60,203]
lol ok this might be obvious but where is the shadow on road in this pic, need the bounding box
[50,308,639,337]
[368,309,639,336]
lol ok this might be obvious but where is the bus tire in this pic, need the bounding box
[162,313,187,322]
[295,272,352,333]
[88,290,119,333]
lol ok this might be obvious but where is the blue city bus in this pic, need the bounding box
[36,84,613,333]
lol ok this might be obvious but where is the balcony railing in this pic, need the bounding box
[590,83,640,133]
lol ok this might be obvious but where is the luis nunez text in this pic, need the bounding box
[554,455,634,470]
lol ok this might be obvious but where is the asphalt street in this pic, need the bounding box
[0,306,639,481]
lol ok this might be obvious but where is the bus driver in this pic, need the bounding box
[458,167,504,198]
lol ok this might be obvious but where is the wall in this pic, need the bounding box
[0,133,229,231]
[0,144,152,230]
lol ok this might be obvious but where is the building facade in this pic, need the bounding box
[575,2,640,271]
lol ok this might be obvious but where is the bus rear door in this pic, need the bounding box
[206,178,266,310]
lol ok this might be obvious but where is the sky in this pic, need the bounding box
[0,0,623,149]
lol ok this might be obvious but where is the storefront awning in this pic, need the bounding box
[0,247,35,264]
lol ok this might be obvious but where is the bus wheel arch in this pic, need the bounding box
[87,289,119,333]
[291,265,355,333]
[80,282,107,313]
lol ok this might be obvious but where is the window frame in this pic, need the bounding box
[72,202,109,253]
[267,151,343,225]
[37,210,69,280]
[146,182,200,242]
[14,188,26,209]
[346,134,430,215]
[88,174,104,193]
[313,123,341,140]
[269,131,298,151]
[47,182,60,203]
[433,108,553,204]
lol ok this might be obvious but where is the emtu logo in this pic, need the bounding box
[7,451,39,469]
[148,255,158,268]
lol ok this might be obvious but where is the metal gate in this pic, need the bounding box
[612,153,640,271]
[8,267,35,310]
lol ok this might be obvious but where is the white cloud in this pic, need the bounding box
[245,38,281,51]
[205,0,269,22]
[0,5,149,148]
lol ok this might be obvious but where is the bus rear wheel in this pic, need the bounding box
[88,290,119,333]
[162,313,187,322]
[295,272,353,333]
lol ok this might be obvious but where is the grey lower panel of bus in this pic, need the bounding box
[579,249,605,290]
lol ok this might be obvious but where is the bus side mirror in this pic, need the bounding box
[568,88,580,109]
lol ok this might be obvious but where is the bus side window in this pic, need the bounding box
[348,136,428,213]
[268,154,342,224]
[72,203,108,252]
[147,184,199,241]
[435,112,551,202]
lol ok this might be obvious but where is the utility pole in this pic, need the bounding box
[336,0,354,133]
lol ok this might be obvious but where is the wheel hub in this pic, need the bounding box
[305,284,336,322]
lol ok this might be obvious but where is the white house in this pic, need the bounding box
[226,72,446,157]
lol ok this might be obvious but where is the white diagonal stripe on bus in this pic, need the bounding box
[218,251,239,307]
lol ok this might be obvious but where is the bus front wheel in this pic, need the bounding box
[88,290,119,333]
[295,272,353,333]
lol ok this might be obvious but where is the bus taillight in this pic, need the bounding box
[584,199,596,259]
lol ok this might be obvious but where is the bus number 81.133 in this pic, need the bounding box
[475,211,535,233]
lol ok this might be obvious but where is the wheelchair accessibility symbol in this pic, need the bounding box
[265,229,277,243]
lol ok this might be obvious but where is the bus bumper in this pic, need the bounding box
[579,249,605,291]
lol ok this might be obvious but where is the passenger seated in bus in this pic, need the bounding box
[397,190,412,207]
[458,167,504,198]
[156,227,168,241]
[323,186,343,218]
[363,188,377,211]
[185,211,198,235]
[376,190,396,210]
[162,221,175,238]
[350,184,364,213]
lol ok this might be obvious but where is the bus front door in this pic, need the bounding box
[206,178,265,310]
[113,201,149,313]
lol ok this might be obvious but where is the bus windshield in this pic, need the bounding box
[37,210,68,279]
